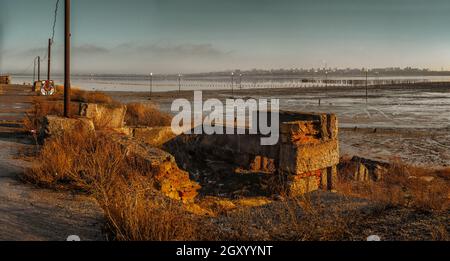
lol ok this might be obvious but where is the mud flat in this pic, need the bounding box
[108,82,450,167]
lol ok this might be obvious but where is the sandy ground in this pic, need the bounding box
[0,84,104,241]
[108,83,450,168]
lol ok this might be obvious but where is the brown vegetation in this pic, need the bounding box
[337,158,450,212]
[22,129,207,241]
[125,103,172,127]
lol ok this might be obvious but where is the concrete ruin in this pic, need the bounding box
[40,103,340,199]
[165,111,340,196]
[0,75,11,85]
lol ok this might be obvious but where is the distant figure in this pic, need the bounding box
[318,99,321,106]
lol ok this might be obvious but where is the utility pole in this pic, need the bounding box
[33,58,36,85]
[37,56,41,82]
[47,38,52,83]
[64,0,71,117]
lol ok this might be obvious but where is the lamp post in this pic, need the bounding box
[149,73,153,99]
[239,73,243,89]
[365,69,369,104]
[231,72,235,96]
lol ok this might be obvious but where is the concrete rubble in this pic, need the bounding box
[339,156,390,182]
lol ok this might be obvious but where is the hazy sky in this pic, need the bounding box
[1,0,450,74]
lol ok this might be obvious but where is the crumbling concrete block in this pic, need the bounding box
[79,103,127,129]
[130,126,176,147]
[40,115,95,141]
[287,175,321,197]
[114,136,200,203]
[279,140,340,175]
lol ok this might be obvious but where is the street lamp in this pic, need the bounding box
[365,69,369,104]
[239,73,243,89]
[231,72,235,96]
[149,73,153,99]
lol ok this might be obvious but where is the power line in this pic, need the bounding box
[51,0,60,44]
[15,0,59,75]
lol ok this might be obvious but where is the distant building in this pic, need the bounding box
[0,75,11,84]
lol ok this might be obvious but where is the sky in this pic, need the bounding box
[1,0,450,74]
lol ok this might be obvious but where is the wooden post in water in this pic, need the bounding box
[64,0,71,118]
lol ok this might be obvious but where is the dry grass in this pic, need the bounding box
[125,103,172,127]
[54,85,113,104]
[99,175,207,241]
[24,89,171,133]
[23,129,209,241]
[337,159,450,212]
[23,99,80,131]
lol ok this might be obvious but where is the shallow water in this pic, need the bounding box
[11,74,450,93]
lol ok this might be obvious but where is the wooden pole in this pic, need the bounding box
[47,38,51,83]
[64,0,71,117]
[37,56,41,82]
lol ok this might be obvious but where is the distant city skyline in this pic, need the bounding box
[1,0,450,75]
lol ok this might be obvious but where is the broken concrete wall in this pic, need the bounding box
[39,115,95,141]
[121,126,176,147]
[165,111,340,196]
[79,103,127,129]
[0,75,11,85]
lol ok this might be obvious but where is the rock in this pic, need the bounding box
[79,103,127,129]
[409,176,435,183]
[235,197,272,207]
[39,115,95,141]
[354,162,370,182]
[341,156,390,182]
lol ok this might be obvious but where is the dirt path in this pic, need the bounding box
[0,84,104,241]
